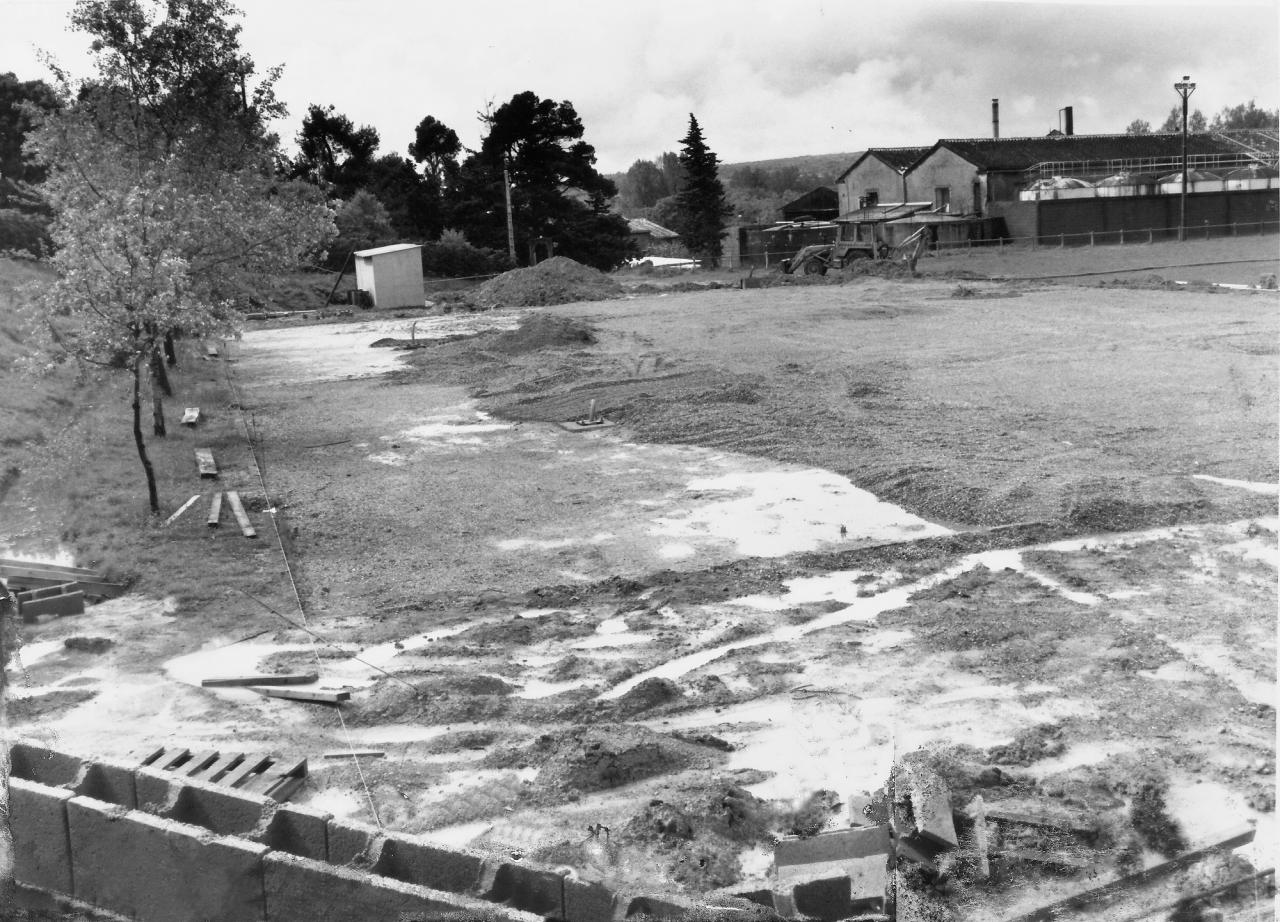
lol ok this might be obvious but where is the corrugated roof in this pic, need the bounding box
[626,217,680,239]
[837,148,932,180]
[353,243,423,258]
[928,133,1240,171]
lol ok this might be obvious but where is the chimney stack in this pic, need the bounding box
[1063,106,1074,136]
[992,98,1000,138]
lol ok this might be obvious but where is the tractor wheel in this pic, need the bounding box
[803,257,827,276]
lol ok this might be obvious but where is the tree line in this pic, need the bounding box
[1124,99,1278,135]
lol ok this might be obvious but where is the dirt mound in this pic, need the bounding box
[488,314,598,354]
[472,256,623,309]
[518,725,717,793]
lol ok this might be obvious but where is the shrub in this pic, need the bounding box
[0,208,51,256]
[421,228,512,279]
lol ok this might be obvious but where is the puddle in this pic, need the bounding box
[234,312,525,387]
[513,677,592,700]
[11,639,65,668]
[303,787,365,820]
[0,542,78,567]
[1165,777,1274,870]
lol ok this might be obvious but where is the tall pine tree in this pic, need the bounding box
[674,115,730,265]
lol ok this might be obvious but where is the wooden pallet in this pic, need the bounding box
[138,747,307,802]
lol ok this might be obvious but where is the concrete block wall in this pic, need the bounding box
[9,740,768,922]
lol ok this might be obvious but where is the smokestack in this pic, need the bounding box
[1063,106,1074,136]
[992,98,1000,139]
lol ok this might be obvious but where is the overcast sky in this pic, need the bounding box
[5,0,1278,173]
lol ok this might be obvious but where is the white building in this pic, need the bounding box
[353,243,424,309]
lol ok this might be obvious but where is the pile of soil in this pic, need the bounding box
[506,725,720,794]
[487,314,598,354]
[472,256,623,309]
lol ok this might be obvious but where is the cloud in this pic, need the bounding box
[4,0,1275,173]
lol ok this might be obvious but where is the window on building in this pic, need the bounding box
[972,181,982,215]
[865,189,879,207]
[934,187,951,212]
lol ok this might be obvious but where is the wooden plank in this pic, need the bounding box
[0,558,100,579]
[156,748,191,771]
[135,746,167,767]
[20,591,85,618]
[225,491,256,538]
[996,848,1094,870]
[195,448,218,479]
[321,750,386,760]
[986,807,1096,837]
[181,407,200,425]
[163,494,202,527]
[17,582,78,602]
[207,492,223,528]
[177,751,221,778]
[250,686,350,704]
[201,673,318,688]
[189,752,242,784]
[1005,825,1257,922]
[261,774,306,802]
[7,575,124,600]
[219,753,272,789]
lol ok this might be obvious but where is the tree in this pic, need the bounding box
[448,90,633,270]
[1124,118,1152,135]
[673,114,731,265]
[408,115,461,186]
[329,190,395,264]
[0,73,60,184]
[1210,100,1279,131]
[27,0,334,513]
[1159,105,1207,133]
[292,103,380,198]
[618,158,667,211]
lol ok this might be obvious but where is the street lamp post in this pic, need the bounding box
[1174,75,1196,242]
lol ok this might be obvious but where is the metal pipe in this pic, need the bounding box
[1174,76,1196,242]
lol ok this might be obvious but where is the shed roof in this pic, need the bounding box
[923,133,1240,171]
[836,202,934,223]
[626,217,681,239]
[837,148,932,181]
[781,186,839,215]
[353,243,423,258]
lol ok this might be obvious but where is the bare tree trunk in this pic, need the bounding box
[151,346,173,396]
[164,331,177,367]
[150,350,168,437]
[133,358,160,513]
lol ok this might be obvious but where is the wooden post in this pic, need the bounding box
[1119,228,1124,244]
[1148,228,1153,244]
[1059,234,1065,248]
[1089,231,1095,246]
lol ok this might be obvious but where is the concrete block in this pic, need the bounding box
[902,762,958,849]
[263,851,513,922]
[775,825,892,867]
[10,778,74,896]
[623,892,700,919]
[793,874,851,922]
[374,833,484,894]
[326,817,380,868]
[483,860,565,917]
[564,876,620,922]
[67,796,267,922]
[257,803,331,862]
[9,741,85,787]
[73,758,139,809]
[166,774,271,837]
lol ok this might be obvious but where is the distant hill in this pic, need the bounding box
[720,152,860,184]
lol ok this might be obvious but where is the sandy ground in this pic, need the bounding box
[7,269,1277,918]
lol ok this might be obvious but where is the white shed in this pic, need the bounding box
[353,243,424,309]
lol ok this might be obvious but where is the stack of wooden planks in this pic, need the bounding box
[138,746,308,802]
[0,558,125,622]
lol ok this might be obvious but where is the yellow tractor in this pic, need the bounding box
[783,223,932,276]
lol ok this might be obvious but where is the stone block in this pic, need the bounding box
[9,741,85,787]
[326,817,380,868]
[623,892,700,919]
[256,802,331,862]
[67,795,267,922]
[793,874,851,922]
[564,876,619,922]
[374,833,484,894]
[10,778,74,896]
[775,825,892,868]
[137,768,270,837]
[483,859,565,917]
[263,851,517,922]
[73,758,139,809]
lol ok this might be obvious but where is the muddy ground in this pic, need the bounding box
[6,250,1278,919]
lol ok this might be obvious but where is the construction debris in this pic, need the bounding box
[163,493,202,527]
[17,586,85,620]
[201,673,318,688]
[195,448,218,478]
[321,750,386,760]
[250,686,350,704]
[0,558,124,601]
[139,747,308,801]
[225,490,256,538]
[207,491,223,527]
[181,407,201,425]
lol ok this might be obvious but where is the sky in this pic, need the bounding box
[4,0,1278,174]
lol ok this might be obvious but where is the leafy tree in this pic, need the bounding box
[618,158,668,211]
[1124,118,1152,135]
[408,114,461,186]
[0,73,60,185]
[1210,100,1279,131]
[1159,105,1207,133]
[329,190,395,265]
[448,90,633,270]
[364,152,439,239]
[292,103,380,197]
[673,114,731,265]
[27,0,334,513]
